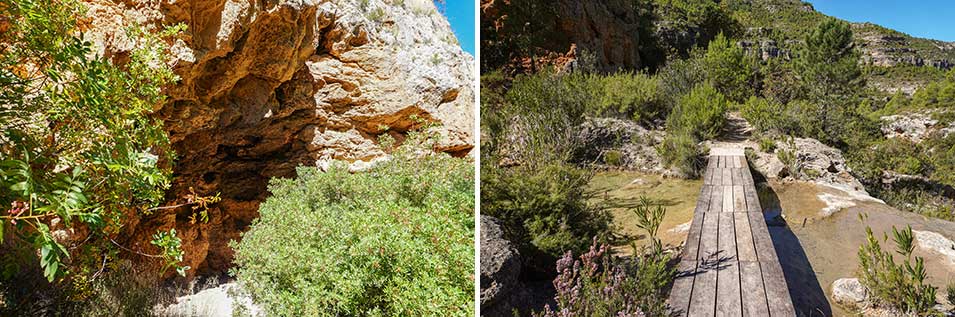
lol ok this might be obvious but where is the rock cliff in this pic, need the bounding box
[480,0,644,72]
[80,0,474,276]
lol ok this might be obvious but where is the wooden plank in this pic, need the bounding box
[718,156,725,168]
[669,260,698,316]
[731,168,741,184]
[748,212,778,263]
[716,262,742,317]
[761,261,796,316]
[689,268,717,317]
[739,261,770,317]
[681,187,710,262]
[711,165,722,186]
[718,211,737,260]
[690,210,720,316]
[733,185,746,212]
[733,156,742,168]
[740,161,755,186]
[709,185,723,213]
[722,186,733,213]
[722,169,733,186]
[734,213,757,262]
[716,213,741,316]
[743,184,762,213]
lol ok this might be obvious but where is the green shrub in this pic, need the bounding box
[740,96,792,134]
[776,137,800,179]
[588,72,666,122]
[857,224,937,315]
[0,0,188,285]
[604,150,624,166]
[666,83,728,140]
[657,131,705,178]
[481,160,612,258]
[231,139,474,316]
[758,136,776,153]
[947,283,955,308]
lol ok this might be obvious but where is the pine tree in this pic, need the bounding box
[702,32,755,103]
[795,18,864,103]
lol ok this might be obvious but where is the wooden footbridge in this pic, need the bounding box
[668,148,795,316]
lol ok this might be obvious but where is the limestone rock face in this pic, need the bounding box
[80,0,474,276]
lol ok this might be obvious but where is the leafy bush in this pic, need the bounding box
[740,96,792,133]
[0,0,188,285]
[857,224,937,315]
[536,198,673,317]
[667,83,728,140]
[481,71,613,260]
[231,137,474,316]
[604,150,624,166]
[657,132,705,178]
[758,136,776,153]
[587,72,666,123]
[481,161,611,259]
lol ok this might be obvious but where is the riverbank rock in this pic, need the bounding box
[79,0,475,277]
[480,216,522,311]
[155,282,262,316]
[753,137,867,193]
[576,117,671,175]
[831,278,868,308]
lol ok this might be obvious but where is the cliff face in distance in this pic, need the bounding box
[480,0,648,73]
[80,0,474,277]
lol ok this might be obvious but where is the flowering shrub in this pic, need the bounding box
[537,198,673,317]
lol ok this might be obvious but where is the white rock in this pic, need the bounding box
[155,283,262,317]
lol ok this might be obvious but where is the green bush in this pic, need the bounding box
[666,83,728,140]
[758,136,776,153]
[231,140,474,316]
[481,160,611,258]
[740,96,792,133]
[588,72,666,122]
[481,70,614,272]
[657,131,705,178]
[857,225,937,315]
[0,0,188,286]
[604,150,624,166]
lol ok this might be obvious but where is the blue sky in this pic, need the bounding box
[808,0,955,42]
[439,1,475,55]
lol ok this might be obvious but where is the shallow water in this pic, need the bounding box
[761,180,955,316]
[589,170,703,254]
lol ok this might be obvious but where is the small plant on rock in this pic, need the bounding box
[857,217,938,315]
